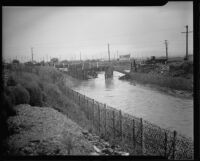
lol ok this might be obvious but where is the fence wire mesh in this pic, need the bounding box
[65,87,193,159]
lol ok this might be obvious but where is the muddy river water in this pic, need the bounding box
[66,71,193,139]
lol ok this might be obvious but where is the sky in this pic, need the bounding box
[2,2,193,62]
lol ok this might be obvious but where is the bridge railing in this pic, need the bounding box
[65,87,193,159]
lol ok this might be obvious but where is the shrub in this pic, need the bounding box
[7,75,17,86]
[38,66,63,83]
[41,91,47,102]
[181,62,193,73]
[23,82,43,106]
[2,93,16,116]
[4,86,16,105]
[12,84,30,105]
[43,83,63,107]
[43,83,62,98]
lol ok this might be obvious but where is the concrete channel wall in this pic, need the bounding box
[65,87,193,159]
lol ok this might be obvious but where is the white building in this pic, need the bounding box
[119,54,130,61]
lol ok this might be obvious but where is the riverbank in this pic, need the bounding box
[119,72,193,95]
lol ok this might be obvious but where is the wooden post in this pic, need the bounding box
[140,118,144,155]
[78,93,80,105]
[77,92,79,103]
[104,104,107,137]
[119,110,123,141]
[164,132,168,158]
[87,99,89,120]
[172,131,177,160]
[132,119,136,154]
[113,110,115,140]
[92,99,95,129]
[98,103,100,134]
[83,95,86,113]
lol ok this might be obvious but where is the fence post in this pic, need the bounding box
[83,95,86,113]
[119,110,123,142]
[76,91,78,103]
[86,98,89,120]
[98,103,100,134]
[132,119,136,154]
[113,110,115,140]
[140,118,144,155]
[104,104,107,138]
[164,132,168,158]
[92,99,95,130]
[78,93,80,105]
[172,131,177,160]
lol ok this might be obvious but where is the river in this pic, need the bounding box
[66,71,193,139]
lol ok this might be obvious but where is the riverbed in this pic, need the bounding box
[65,71,193,139]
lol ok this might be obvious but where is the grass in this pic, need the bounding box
[3,64,92,131]
[129,72,193,91]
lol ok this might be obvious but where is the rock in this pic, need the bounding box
[103,141,110,148]
[114,151,129,156]
[111,145,117,149]
[102,148,113,155]
[120,152,129,156]
[82,130,88,135]
[93,145,101,153]
[90,152,100,155]
[30,140,40,143]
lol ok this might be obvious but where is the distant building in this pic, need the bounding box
[119,54,130,61]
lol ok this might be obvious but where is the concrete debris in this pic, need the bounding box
[82,130,129,156]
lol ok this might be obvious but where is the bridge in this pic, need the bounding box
[59,61,130,80]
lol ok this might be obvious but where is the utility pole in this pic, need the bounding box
[164,40,168,60]
[31,47,34,62]
[181,25,192,60]
[108,43,110,62]
[80,52,82,61]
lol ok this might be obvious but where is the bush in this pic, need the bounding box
[7,75,17,86]
[12,84,30,105]
[38,66,63,83]
[23,82,43,106]
[181,62,193,73]
[4,86,16,105]
[2,93,16,116]
[43,83,62,98]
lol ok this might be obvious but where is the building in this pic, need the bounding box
[119,54,130,61]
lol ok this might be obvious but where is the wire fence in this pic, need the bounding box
[65,87,193,159]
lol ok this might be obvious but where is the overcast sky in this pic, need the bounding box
[3,2,193,62]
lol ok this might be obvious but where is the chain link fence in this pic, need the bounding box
[65,87,193,159]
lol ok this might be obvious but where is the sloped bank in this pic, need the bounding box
[6,104,94,155]
[5,104,129,156]
[119,72,193,98]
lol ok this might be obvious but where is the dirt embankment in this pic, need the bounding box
[5,104,129,156]
[6,104,95,155]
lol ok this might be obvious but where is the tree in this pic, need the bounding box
[12,59,20,64]
[50,58,59,63]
